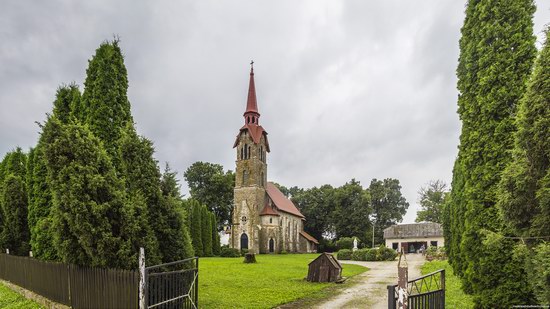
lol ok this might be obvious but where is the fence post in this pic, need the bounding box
[441,269,445,307]
[397,250,408,309]
[29,251,33,257]
[195,257,199,308]
[139,247,146,309]
[387,285,396,309]
[6,249,9,254]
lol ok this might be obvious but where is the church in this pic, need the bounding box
[229,64,318,254]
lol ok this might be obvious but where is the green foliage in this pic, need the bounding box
[336,237,354,250]
[219,245,240,257]
[1,175,30,255]
[336,249,351,260]
[201,205,213,257]
[210,212,221,256]
[332,180,372,240]
[415,180,448,223]
[524,242,550,304]
[498,27,550,237]
[368,179,409,245]
[364,248,378,261]
[81,39,133,162]
[189,200,203,256]
[351,248,367,261]
[290,184,334,243]
[376,246,397,261]
[43,118,142,268]
[184,162,235,228]
[447,0,538,304]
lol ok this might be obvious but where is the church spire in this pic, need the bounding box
[244,61,259,123]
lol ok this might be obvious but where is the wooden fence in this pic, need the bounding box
[0,253,139,308]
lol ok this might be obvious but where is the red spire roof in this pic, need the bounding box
[245,61,259,116]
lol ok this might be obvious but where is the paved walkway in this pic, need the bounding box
[314,254,424,309]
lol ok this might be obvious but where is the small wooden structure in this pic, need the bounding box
[307,253,342,282]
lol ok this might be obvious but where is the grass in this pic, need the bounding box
[199,253,368,309]
[0,282,43,309]
[421,260,474,309]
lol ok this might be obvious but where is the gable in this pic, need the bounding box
[266,182,304,218]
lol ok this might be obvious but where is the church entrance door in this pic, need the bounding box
[241,233,249,250]
[269,238,274,253]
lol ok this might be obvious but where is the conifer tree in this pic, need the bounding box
[447,0,537,305]
[28,85,80,260]
[188,200,203,256]
[202,205,213,257]
[81,39,133,163]
[42,117,148,268]
[210,212,221,256]
[0,148,29,255]
[498,27,550,237]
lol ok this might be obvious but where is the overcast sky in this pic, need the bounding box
[1,1,549,223]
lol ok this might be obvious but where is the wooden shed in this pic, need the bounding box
[307,253,342,282]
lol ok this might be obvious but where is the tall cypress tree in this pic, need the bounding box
[0,148,29,255]
[498,27,550,237]
[81,39,133,164]
[188,200,203,257]
[448,0,537,305]
[211,212,221,256]
[28,85,80,260]
[201,205,213,257]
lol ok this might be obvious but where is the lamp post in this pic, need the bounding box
[370,214,376,248]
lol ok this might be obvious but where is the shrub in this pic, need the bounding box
[365,248,378,261]
[240,248,249,256]
[378,245,398,261]
[336,237,354,250]
[220,246,240,257]
[337,249,352,260]
[351,248,368,261]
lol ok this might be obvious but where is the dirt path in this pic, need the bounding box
[313,254,424,309]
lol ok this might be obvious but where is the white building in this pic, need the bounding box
[383,222,444,254]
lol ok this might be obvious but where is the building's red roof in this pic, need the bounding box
[233,125,270,152]
[300,231,319,244]
[244,66,259,115]
[259,203,280,216]
[266,182,305,218]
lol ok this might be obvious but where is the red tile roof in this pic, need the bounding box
[244,66,259,115]
[300,231,319,244]
[233,125,270,152]
[266,182,304,218]
[259,203,280,216]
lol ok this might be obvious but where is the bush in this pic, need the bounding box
[365,248,378,261]
[240,248,249,256]
[426,246,446,261]
[336,237,354,250]
[318,238,337,252]
[220,246,240,257]
[337,249,352,260]
[351,248,368,261]
[377,245,397,261]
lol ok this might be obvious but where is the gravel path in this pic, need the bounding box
[314,254,425,309]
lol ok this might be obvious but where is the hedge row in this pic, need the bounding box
[337,246,397,261]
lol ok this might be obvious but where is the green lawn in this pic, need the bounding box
[421,260,474,309]
[0,282,43,309]
[199,253,367,308]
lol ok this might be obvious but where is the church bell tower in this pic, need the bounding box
[230,62,270,254]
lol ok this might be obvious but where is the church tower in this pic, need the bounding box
[230,63,270,254]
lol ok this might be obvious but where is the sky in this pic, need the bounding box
[1,1,549,224]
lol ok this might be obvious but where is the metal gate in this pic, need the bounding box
[388,269,445,309]
[141,256,199,309]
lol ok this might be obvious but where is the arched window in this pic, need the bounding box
[241,233,249,250]
[269,238,274,253]
[242,170,248,186]
[240,147,244,160]
[247,116,250,123]
[269,217,272,224]
[248,145,251,159]
[244,144,248,159]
